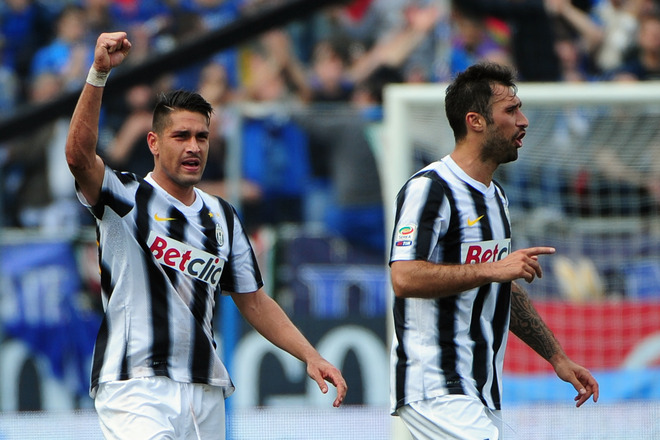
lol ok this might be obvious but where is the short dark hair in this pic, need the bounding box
[152,90,213,134]
[445,63,518,142]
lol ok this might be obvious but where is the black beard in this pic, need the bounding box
[481,130,519,165]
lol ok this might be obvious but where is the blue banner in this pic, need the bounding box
[0,240,100,398]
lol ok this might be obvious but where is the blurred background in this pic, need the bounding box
[0,0,659,438]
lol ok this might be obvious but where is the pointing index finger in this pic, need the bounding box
[525,247,556,256]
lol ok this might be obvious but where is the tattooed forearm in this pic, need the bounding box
[509,282,560,361]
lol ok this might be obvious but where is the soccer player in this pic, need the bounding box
[389,62,598,439]
[66,31,347,439]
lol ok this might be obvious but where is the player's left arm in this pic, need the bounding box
[510,281,599,407]
[231,288,347,407]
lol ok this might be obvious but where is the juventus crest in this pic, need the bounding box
[216,223,224,247]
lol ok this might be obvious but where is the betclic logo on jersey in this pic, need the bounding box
[461,239,511,264]
[147,231,224,287]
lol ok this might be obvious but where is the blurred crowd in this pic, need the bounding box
[2,0,660,255]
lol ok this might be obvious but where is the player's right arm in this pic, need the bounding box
[390,246,555,299]
[65,32,131,206]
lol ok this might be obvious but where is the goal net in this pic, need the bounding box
[381,82,660,405]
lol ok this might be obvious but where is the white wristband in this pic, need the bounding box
[86,66,110,87]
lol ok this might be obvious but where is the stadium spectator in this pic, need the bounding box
[306,1,443,100]
[195,60,262,203]
[81,0,117,37]
[293,66,404,254]
[613,9,660,80]
[552,23,592,82]
[256,29,312,101]
[0,0,53,99]
[295,37,356,229]
[307,37,355,102]
[449,5,513,77]
[1,72,86,230]
[29,5,94,91]
[347,1,444,83]
[239,30,313,231]
[388,62,599,439]
[458,0,563,81]
[329,0,440,46]
[329,0,450,82]
[102,83,158,177]
[65,31,347,439]
[546,0,640,78]
[177,0,245,90]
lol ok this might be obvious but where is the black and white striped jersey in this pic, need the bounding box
[389,155,512,412]
[78,167,263,398]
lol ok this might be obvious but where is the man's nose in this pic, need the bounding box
[187,138,202,153]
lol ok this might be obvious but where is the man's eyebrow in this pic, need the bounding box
[170,129,191,136]
[508,97,522,109]
[170,129,209,135]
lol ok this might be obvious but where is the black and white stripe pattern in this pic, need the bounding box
[79,168,263,398]
[390,156,512,412]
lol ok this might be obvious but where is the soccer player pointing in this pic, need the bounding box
[389,63,598,440]
[67,32,347,439]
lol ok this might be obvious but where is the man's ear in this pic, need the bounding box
[466,112,484,133]
[147,131,158,155]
